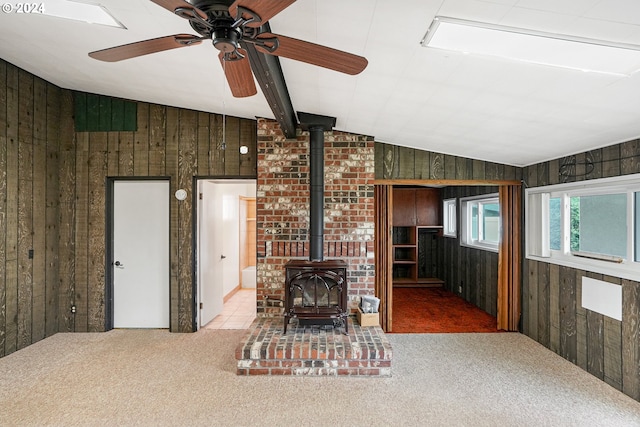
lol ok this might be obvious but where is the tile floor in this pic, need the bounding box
[204,288,256,330]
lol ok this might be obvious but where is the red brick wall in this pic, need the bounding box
[256,118,375,316]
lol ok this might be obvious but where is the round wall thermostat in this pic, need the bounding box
[175,189,187,201]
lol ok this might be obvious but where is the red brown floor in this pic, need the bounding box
[391,287,499,333]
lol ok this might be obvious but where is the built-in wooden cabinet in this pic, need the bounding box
[393,187,441,226]
[392,187,444,287]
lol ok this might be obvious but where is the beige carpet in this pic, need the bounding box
[1,329,639,426]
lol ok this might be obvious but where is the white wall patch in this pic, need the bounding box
[581,276,622,321]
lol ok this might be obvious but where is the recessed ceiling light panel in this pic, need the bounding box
[39,0,126,29]
[421,16,640,76]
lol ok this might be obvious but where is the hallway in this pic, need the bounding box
[203,289,256,330]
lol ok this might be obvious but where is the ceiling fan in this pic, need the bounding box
[89,0,368,98]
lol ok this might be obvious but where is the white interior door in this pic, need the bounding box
[113,180,170,328]
[197,180,224,328]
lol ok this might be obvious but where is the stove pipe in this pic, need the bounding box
[309,125,324,261]
[297,112,336,262]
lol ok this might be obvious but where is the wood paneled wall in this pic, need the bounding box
[0,61,63,356]
[0,58,257,358]
[523,141,640,401]
[440,186,499,316]
[375,143,521,182]
[59,101,257,334]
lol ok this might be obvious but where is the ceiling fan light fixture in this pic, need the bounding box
[42,0,125,29]
[421,16,640,76]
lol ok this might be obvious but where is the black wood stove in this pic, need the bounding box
[283,113,349,333]
[284,259,348,333]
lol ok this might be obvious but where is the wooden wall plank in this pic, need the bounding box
[504,165,517,181]
[165,107,180,331]
[621,279,640,400]
[576,270,588,371]
[177,109,197,331]
[548,158,560,185]
[44,84,61,338]
[374,142,385,179]
[123,101,137,131]
[444,155,456,180]
[466,249,476,305]
[586,310,604,378]
[456,157,472,180]
[397,146,414,179]
[588,149,602,180]
[414,149,430,179]
[87,132,107,331]
[621,139,640,175]
[527,260,538,340]
[149,104,166,176]
[86,93,100,131]
[73,92,87,132]
[559,265,577,364]
[602,145,621,178]
[17,69,34,350]
[536,161,549,186]
[74,132,89,332]
[209,114,225,176]
[600,275,622,390]
[110,98,124,130]
[57,91,76,333]
[5,67,18,350]
[472,159,485,180]
[197,111,210,176]
[31,77,47,343]
[0,61,6,356]
[604,314,623,390]
[488,252,498,316]
[98,96,111,131]
[107,133,118,176]
[118,131,134,176]
[549,263,560,353]
[430,152,444,179]
[224,116,239,176]
[134,103,149,176]
[537,262,550,347]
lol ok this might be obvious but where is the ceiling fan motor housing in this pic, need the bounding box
[212,26,241,52]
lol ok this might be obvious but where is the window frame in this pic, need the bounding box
[443,198,457,238]
[460,193,500,252]
[526,173,640,281]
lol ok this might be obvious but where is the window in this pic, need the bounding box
[526,173,640,281]
[443,198,457,237]
[460,194,500,252]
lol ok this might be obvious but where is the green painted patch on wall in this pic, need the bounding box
[74,92,137,131]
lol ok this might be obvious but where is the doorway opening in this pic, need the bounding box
[196,179,257,330]
[374,180,521,333]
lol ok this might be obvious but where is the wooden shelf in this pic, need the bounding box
[391,187,444,287]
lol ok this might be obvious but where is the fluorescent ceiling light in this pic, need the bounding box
[39,0,125,29]
[421,16,640,76]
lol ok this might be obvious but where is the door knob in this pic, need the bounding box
[220,255,226,260]
[114,260,124,268]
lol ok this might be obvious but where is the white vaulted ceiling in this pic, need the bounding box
[1,0,640,166]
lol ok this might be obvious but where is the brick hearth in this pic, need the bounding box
[236,317,392,376]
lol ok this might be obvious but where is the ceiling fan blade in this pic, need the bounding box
[229,0,296,27]
[89,34,202,62]
[219,51,257,98]
[255,33,368,75]
[150,0,208,20]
